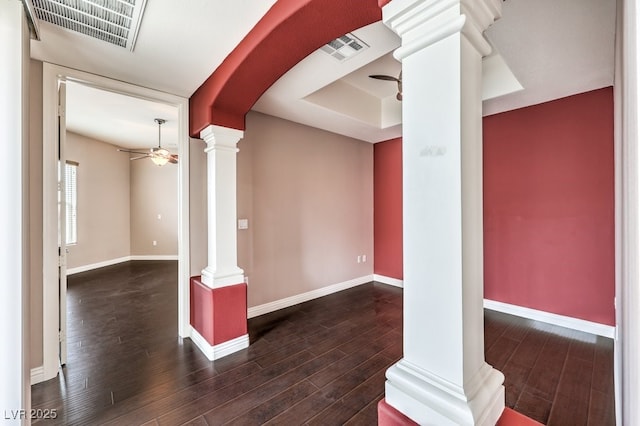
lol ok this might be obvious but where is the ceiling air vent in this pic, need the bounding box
[32,0,147,50]
[320,33,369,61]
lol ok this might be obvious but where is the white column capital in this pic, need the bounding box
[383,0,502,59]
[200,124,244,151]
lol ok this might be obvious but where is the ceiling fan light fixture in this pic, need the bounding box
[151,155,169,166]
[117,117,178,165]
[150,119,172,166]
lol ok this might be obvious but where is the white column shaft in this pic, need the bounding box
[402,31,485,384]
[383,0,504,424]
[200,125,244,288]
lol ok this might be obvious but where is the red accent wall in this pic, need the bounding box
[483,87,615,325]
[372,89,615,325]
[374,138,403,279]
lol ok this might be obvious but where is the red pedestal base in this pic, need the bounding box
[377,399,543,426]
[377,399,418,426]
[190,276,247,345]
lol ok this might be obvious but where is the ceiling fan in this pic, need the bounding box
[118,118,178,166]
[369,71,402,101]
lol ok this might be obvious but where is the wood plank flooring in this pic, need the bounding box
[31,261,614,425]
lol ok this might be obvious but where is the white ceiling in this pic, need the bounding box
[65,81,179,150]
[33,0,617,147]
[32,0,278,97]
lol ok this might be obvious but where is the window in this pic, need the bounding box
[65,161,78,245]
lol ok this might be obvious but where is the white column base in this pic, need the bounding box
[190,328,249,361]
[201,266,245,289]
[385,359,505,426]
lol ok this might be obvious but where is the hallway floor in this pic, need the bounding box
[31,261,614,425]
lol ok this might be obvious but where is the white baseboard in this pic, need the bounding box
[130,255,179,261]
[66,256,131,275]
[373,274,404,288]
[67,255,178,275]
[30,366,45,385]
[484,299,616,339]
[247,275,375,319]
[189,327,249,361]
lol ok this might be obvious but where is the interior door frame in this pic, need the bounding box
[41,63,191,382]
[57,80,68,366]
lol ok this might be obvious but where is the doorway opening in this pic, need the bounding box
[41,63,191,382]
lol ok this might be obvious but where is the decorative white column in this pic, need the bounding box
[200,124,245,288]
[381,0,504,425]
[189,124,249,361]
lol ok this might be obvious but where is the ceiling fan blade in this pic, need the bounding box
[368,74,400,82]
[130,155,150,161]
[168,156,178,164]
[118,148,150,155]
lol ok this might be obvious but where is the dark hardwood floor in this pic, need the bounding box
[31,261,615,425]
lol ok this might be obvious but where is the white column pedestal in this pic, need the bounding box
[381,1,504,424]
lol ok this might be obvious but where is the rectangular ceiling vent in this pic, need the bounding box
[31,0,147,50]
[320,33,369,62]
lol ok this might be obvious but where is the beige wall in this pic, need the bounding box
[65,132,131,269]
[130,155,178,255]
[29,59,43,368]
[189,138,208,276]
[239,112,374,308]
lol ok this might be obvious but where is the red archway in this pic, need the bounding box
[189,0,388,137]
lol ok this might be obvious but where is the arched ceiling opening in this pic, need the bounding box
[189,0,386,137]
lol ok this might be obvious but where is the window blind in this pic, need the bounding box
[65,161,78,245]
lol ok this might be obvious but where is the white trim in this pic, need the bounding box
[30,366,45,385]
[130,255,179,261]
[621,0,640,423]
[66,256,131,275]
[483,299,616,339]
[189,327,249,361]
[42,63,190,383]
[66,255,180,275]
[247,275,374,319]
[1,1,28,415]
[614,0,623,423]
[373,274,404,288]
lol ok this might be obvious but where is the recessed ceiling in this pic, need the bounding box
[252,21,405,143]
[483,0,615,116]
[253,0,615,142]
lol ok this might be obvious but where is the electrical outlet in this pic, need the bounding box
[152,240,157,246]
[362,254,367,263]
[357,255,361,263]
